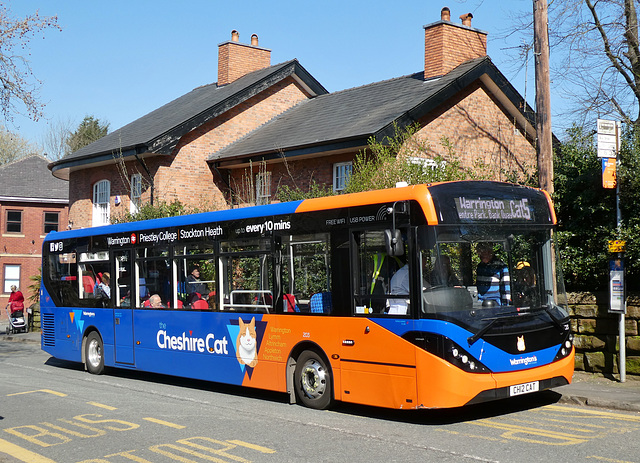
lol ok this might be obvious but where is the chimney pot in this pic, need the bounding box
[251,34,259,46]
[231,29,239,42]
[459,13,473,27]
[441,7,450,21]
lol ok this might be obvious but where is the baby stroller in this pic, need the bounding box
[5,304,27,334]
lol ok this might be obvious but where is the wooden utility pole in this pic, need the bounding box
[534,0,553,194]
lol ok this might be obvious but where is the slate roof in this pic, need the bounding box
[0,155,68,201]
[49,59,327,179]
[210,57,535,162]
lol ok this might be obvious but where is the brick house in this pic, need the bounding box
[0,155,69,318]
[50,9,537,228]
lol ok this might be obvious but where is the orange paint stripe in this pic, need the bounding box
[295,184,440,225]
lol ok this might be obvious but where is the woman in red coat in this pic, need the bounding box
[8,285,24,314]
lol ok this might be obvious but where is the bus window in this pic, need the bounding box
[220,239,272,313]
[353,229,406,315]
[46,252,78,307]
[114,251,132,307]
[280,233,330,313]
[136,246,171,308]
[175,242,216,310]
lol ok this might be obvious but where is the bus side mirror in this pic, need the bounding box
[385,229,404,257]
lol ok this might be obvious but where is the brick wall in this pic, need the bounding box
[424,21,487,79]
[218,38,271,86]
[0,201,68,323]
[415,82,536,179]
[570,292,640,376]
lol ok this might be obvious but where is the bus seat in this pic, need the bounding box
[310,292,332,314]
[82,275,95,294]
[192,299,209,310]
[283,293,298,312]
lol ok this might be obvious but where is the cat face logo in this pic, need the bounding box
[236,317,258,368]
[517,335,526,352]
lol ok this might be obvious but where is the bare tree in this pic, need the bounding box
[0,5,60,123]
[41,116,73,160]
[0,125,40,164]
[502,0,640,127]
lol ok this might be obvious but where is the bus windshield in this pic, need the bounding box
[419,225,569,332]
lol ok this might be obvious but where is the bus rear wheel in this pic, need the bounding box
[85,332,104,375]
[294,350,333,410]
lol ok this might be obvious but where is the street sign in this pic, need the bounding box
[608,240,626,253]
[597,119,620,158]
[602,158,616,188]
[597,119,617,135]
[609,259,625,314]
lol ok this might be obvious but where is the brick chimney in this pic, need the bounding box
[217,30,271,86]
[423,7,488,80]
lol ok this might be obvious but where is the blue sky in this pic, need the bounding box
[9,0,555,152]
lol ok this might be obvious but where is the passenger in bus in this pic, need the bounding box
[513,261,538,307]
[388,262,410,314]
[430,255,460,286]
[476,243,510,306]
[149,294,165,308]
[187,267,208,302]
[97,273,111,299]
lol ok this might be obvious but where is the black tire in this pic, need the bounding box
[85,332,104,375]
[294,350,333,410]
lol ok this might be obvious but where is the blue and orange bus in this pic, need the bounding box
[41,181,574,410]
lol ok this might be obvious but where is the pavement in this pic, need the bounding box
[1,326,639,413]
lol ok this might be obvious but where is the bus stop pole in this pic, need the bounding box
[616,151,626,383]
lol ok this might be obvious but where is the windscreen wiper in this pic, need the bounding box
[467,317,503,346]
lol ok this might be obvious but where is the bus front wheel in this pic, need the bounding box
[294,350,333,410]
[85,332,104,375]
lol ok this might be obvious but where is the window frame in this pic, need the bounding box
[333,162,352,193]
[5,209,23,233]
[43,211,60,234]
[3,264,20,293]
[255,172,271,206]
[130,173,142,214]
[93,180,111,227]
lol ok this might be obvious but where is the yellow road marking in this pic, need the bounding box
[473,419,589,445]
[586,456,636,463]
[0,437,57,462]
[7,389,66,397]
[142,417,186,429]
[542,405,640,423]
[87,402,117,410]
[227,439,277,454]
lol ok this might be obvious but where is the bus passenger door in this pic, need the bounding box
[339,229,417,409]
[113,250,134,365]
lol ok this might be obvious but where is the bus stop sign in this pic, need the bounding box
[608,240,626,253]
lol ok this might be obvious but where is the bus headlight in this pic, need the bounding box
[402,331,490,373]
[554,332,574,361]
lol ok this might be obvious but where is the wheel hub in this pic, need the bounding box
[301,359,327,399]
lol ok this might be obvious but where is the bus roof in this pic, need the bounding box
[44,181,553,242]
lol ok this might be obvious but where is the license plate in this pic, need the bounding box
[509,381,539,396]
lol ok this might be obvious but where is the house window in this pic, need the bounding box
[131,174,142,214]
[256,172,271,206]
[93,180,111,226]
[5,210,22,233]
[44,212,60,233]
[333,162,352,192]
[4,264,20,293]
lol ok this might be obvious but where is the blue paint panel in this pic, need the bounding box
[42,200,304,242]
[372,317,561,373]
